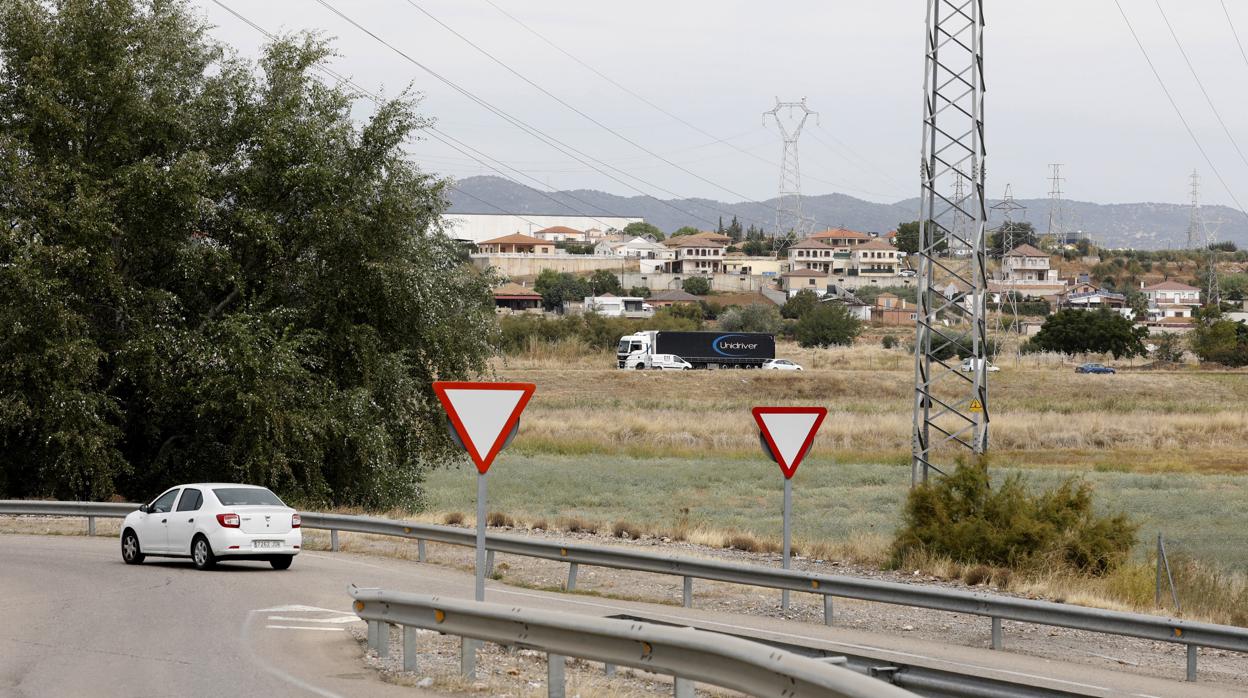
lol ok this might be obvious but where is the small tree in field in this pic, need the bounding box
[1030,309,1148,359]
[718,304,782,333]
[682,276,711,295]
[794,303,862,348]
[781,289,818,319]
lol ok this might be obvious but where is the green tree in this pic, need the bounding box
[1189,311,1248,366]
[725,216,744,242]
[741,239,767,256]
[589,269,622,295]
[628,285,651,298]
[718,304,782,333]
[534,270,592,311]
[780,289,819,319]
[1151,332,1185,363]
[0,1,495,505]
[623,221,663,241]
[989,222,1038,257]
[895,221,920,255]
[681,276,711,295]
[656,303,703,328]
[794,303,862,348]
[1030,310,1148,358]
[671,226,701,238]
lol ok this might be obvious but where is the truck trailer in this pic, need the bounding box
[616,330,775,369]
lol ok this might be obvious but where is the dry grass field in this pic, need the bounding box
[490,342,1248,474]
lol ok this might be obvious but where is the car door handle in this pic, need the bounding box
[161,518,167,523]
[187,518,194,522]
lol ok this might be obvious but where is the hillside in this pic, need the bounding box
[447,175,1248,250]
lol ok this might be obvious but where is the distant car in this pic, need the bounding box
[762,359,804,371]
[626,353,692,371]
[897,269,918,278]
[1075,362,1116,374]
[959,358,1000,373]
[120,484,301,570]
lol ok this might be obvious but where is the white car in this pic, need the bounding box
[959,358,1000,372]
[626,353,692,370]
[762,359,803,371]
[120,483,302,570]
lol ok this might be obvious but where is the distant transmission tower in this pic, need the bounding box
[991,185,1027,350]
[1186,169,1202,249]
[912,0,988,486]
[1046,163,1065,243]
[1206,220,1222,307]
[763,98,818,241]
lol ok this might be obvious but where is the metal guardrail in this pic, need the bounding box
[5,501,1247,683]
[348,585,918,698]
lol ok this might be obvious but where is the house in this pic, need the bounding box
[1059,288,1127,313]
[594,236,670,259]
[534,225,587,242]
[810,228,872,247]
[492,282,543,314]
[873,294,918,326]
[689,230,733,245]
[582,294,652,318]
[721,254,783,276]
[475,233,556,255]
[1142,280,1201,314]
[780,269,830,296]
[851,239,903,277]
[1001,244,1058,284]
[787,238,841,274]
[648,289,701,308]
[662,236,725,275]
[820,295,872,321]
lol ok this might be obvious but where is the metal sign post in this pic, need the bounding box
[432,381,535,677]
[752,407,827,612]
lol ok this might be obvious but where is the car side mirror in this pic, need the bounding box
[138,504,150,514]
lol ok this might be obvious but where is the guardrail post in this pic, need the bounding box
[682,576,692,608]
[330,529,339,552]
[823,595,834,625]
[673,676,694,698]
[367,620,378,651]
[548,653,566,698]
[604,662,616,677]
[991,617,1003,650]
[566,562,578,591]
[377,623,390,658]
[461,638,477,678]
[403,625,417,672]
[87,516,96,537]
[1186,645,1197,681]
[417,539,427,562]
[485,549,495,577]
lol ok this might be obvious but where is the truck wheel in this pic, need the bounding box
[635,364,645,370]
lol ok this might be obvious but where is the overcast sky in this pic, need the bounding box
[199,1,1248,210]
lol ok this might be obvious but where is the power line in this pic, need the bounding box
[311,0,738,229]
[1219,0,1248,70]
[479,0,906,203]
[208,0,624,231]
[1154,1,1248,175]
[1113,0,1248,220]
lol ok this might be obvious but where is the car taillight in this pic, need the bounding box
[216,513,240,528]
[291,514,301,528]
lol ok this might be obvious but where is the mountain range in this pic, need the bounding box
[447,176,1248,250]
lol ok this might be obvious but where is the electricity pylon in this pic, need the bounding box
[913,0,988,486]
[991,185,1027,356]
[763,98,818,242]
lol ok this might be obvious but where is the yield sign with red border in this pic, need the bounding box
[433,381,536,473]
[752,407,828,479]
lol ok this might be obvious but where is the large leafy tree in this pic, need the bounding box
[0,0,495,506]
[1029,309,1147,359]
[794,302,862,348]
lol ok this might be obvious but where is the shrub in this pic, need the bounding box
[892,459,1137,575]
[612,520,642,539]
[719,304,782,333]
[780,289,818,319]
[1151,332,1185,363]
[487,511,515,527]
[628,286,652,298]
[681,276,711,295]
[443,512,465,526]
[882,334,899,349]
[794,302,862,348]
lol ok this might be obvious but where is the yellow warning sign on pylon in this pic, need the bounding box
[969,398,984,413]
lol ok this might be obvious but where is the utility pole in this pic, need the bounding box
[912,0,988,486]
[1046,164,1065,244]
[763,98,818,245]
[991,185,1027,352]
[1186,169,1202,250]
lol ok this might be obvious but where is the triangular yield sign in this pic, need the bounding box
[752,407,827,479]
[433,381,536,473]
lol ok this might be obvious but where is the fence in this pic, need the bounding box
[4,500,1246,682]
[349,585,917,698]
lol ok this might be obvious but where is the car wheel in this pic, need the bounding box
[192,535,216,570]
[269,555,294,570]
[121,529,145,565]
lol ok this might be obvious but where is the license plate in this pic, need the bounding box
[253,540,282,549]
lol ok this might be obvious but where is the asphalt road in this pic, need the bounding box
[0,534,1243,698]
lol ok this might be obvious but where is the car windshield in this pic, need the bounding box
[213,487,285,506]
[616,340,630,353]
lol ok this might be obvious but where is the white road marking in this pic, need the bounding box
[266,615,361,624]
[242,610,346,698]
[253,604,344,614]
[264,625,346,632]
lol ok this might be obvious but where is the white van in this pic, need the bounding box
[625,353,692,371]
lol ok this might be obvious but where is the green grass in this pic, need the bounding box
[424,453,1248,571]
